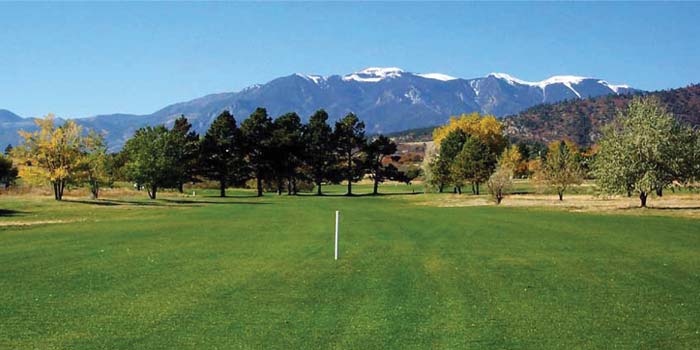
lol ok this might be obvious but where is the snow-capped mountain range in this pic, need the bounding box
[1,67,637,150]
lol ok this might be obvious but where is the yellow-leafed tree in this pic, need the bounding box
[17,114,84,200]
[432,112,506,155]
[80,130,110,199]
[498,145,527,177]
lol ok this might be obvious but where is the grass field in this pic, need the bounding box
[1,184,699,349]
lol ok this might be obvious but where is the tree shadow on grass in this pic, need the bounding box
[65,199,122,206]
[65,198,196,207]
[296,191,423,197]
[201,194,262,199]
[0,209,23,217]
[64,198,270,207]
[162,199,271,205]
[649,206,700,210]
[617,205,700,211]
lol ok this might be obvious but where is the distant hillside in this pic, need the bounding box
[503,84,700,146]
[386,126,437,143]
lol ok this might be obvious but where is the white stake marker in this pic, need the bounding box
[334,210,339,260]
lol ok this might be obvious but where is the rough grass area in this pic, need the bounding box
[1,184,699,349]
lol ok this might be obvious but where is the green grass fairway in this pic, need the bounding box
[1,186,699,349]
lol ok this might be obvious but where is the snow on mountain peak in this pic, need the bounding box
[343,67,405,82]
[489,73,589,87]
[358,67,404,75]
[539,75,588,86]
[598,80,630,93]
[295,73,326,84]
[488,72,532,86]
[489,73,597,97]
[416,73,457,81]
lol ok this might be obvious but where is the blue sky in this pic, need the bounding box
[1,2,698,119]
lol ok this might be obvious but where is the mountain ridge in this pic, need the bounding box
[1,67,637,150]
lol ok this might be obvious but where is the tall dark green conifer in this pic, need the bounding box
[270,112,304,195]
[0,154,18,190]
[199,111,247,197]
[241,108,274,197]
[334,113,366,196]
[172,115,200,193]
[303,110,337,195]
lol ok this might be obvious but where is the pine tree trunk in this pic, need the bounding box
[373,179,379,195]
[558,191,563,201]
[640,191,647,208]
[346,153,353,196]
[656,187,663,197]
[457,186,461,194]
[316,181,323,196]
[438,183,444,193]
[178,182,184,193]
[256,177,263,197]
[292,178,298,195]
[476,182,480,195]
[219,179,226,197]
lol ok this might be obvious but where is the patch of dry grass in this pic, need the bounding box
[416,192,700,219]
[0,219,86,227]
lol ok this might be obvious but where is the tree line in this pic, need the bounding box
[424,97,700,207]
[3,96,699,207]
[7,109,416,200]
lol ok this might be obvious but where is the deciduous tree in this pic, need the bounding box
[364,135,401,195]
[16,114,84,200]
[438,129,467,193]
[539,141,583,201]
[433,112,506,155]
[487,164,513,205]
[81,131,110,199]
[452,136,497,195]
[594,97,681,207]
[123,126,178,199]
